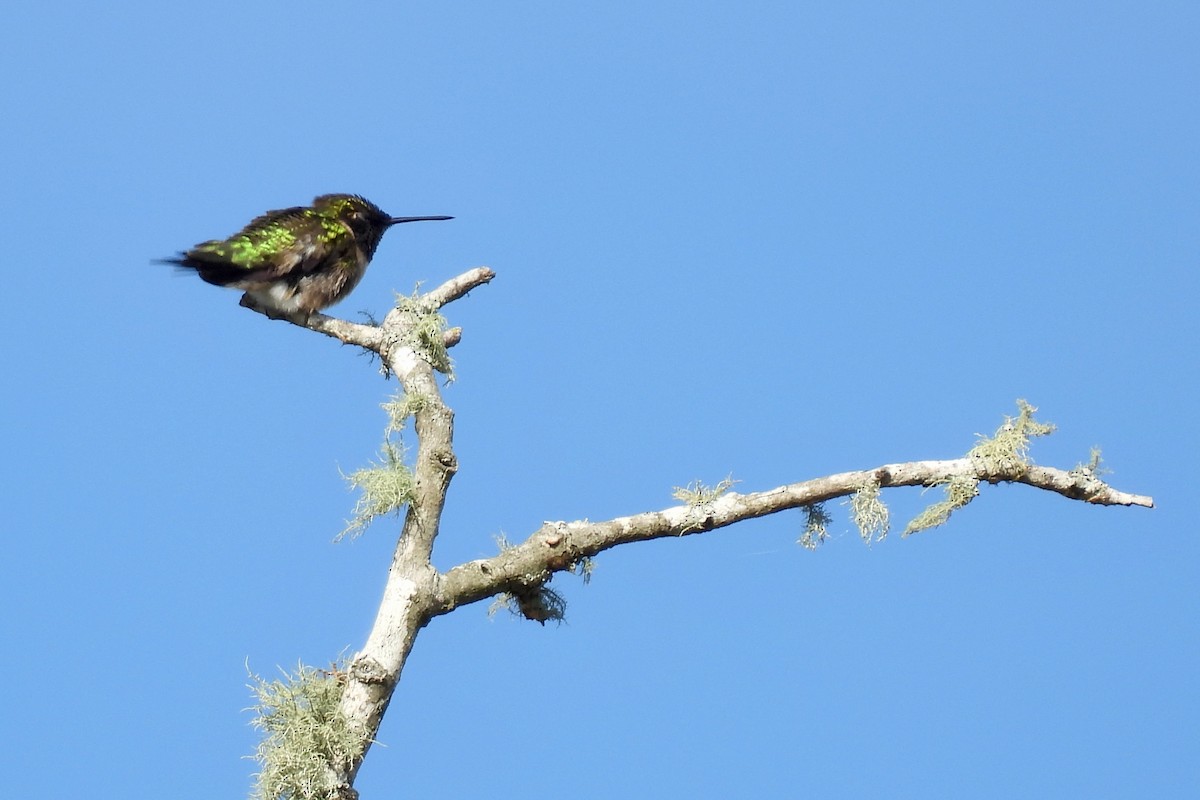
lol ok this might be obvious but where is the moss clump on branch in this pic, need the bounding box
[672,476,738,506]
[968,399,1055,476]
[672,475,738,534]
[1070,447,1109,480]
[486,532,593,622]
[850,476,889,544]
[381,390,428,437]
[798,503,832,550]
[904,474,980,536]
[571,556,596,584]
[338,390,430,541]
[489,585,568,625]
[248,662,363,800]
[394,290,454,376]
[338,443,415,541]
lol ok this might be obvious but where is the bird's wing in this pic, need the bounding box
[169,207,350,286]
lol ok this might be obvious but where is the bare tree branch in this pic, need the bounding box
[433,458,1153,616]
[237,266,494,352]
[239,294,384,349]
[243,267,1153,799]
[422,266,497,310]
[324,273,494,792]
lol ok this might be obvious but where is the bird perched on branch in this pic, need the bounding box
[161,194,452,315]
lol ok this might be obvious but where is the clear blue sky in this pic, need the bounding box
[2,2,1195,797]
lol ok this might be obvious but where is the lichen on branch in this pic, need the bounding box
[850,476,889,543]
[247,263,1154,800]
[968,399,1055,476]
[672,476,738,505]
[248,662,363,800]
[391,290,454,376]
[798,503,832,550]
[338,443,415,541]
[336,390,432,541]
[904,474,980,535]
[902,401,1058,534]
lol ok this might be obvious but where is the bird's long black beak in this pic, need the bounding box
[388,215,454,225]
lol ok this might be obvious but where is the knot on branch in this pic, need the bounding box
[538,524,594,576]
[431,448,458,473]
[349,656,390,686]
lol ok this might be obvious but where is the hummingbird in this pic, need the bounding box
[162,194,452,315]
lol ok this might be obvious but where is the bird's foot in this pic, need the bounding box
[239,293,313,325]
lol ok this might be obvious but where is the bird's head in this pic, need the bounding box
[313,194,452,258]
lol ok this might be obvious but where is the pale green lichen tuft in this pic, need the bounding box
[380,391,428,438]
[672,475,738,506]
[1071,447,1110,480]
[394,289,453,376]
[1066,446,1115,498]
[338,443,414,541]
[338,390,426,541]
[850,476,890,544]
[798,503,832,550]
[487,592,513,618]
[673,475,739,534]
[571,556,596,585]
[247,662,364,800]
[904,475,980,536]
[968,399,1056,476]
